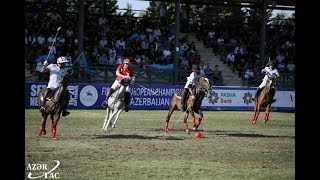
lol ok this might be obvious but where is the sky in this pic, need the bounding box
[117,0,149,11]
[116,0,294,18]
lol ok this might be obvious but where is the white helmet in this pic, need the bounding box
[57,56,69,64]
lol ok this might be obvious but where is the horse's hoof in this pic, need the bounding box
[185,129,190,134]
[192,127,197,131]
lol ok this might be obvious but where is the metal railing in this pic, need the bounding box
[25,64,295,88]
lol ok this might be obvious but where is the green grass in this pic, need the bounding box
[25,109,295,180]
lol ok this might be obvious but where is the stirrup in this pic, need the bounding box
[62,111,70,117]
[39,107,45,112]
[102,101,108,108]
[125,106,129,112]
[271,99,277,103]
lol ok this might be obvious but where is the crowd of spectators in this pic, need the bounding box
[25,7,295,85]
[194,19,295,84]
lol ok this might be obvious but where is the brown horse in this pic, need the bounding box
[164,77,211,133]
[251,77,276,124]
[37,73,71,139]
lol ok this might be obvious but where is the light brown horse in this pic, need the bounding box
[164,77,211,133]
[251,77,275,124]
[37,74,71,139]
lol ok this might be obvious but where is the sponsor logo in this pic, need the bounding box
[207,90,219,105]
[79,85,98,106]
[242,91,254,105]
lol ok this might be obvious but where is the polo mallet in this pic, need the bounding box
[167,104,192,132]
[45,27,61,61]
[136,84,159,95]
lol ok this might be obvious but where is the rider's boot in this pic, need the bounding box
[252,87,262,101]
[124,92,131,112]
[102,88,115,108]
[39,88,51,113]
[181,88,189,111]
[62,110,70,117]
[62,91,70,116]
[270,88,277,103]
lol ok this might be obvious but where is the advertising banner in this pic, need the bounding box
[25,83,295,111]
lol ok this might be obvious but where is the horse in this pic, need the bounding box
[164,77,211,133]
[37,73,71,139]
[251,77,276,124]
[102,76,132,131]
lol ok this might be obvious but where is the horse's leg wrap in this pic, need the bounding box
[183,122,189,131]
[50,119,54,132]
[164,122,169,132]
[251,113,259,124]
[191,116,196,127]
[264,112,269,120]
[39,116,46,136]
[51,127,56,139]
[264,107,270,122]
[124,92,131,112]
[251,115,256,124]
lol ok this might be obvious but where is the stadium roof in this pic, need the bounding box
[142,0,295,10]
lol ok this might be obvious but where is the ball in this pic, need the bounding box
[194,132,202,138]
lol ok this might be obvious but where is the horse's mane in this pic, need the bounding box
[59,73,72,85]
[195,77,210,91]
[257,77,274,107]
[52,74,71,104]
[262,77,273,93]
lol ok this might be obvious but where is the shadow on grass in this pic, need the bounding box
[87,134,184,140]
[227,133,294,139]
[212,130,295,139]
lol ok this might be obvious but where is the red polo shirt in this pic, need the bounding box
[115,64,134,81]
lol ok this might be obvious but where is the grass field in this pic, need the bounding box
[25,109,295,180]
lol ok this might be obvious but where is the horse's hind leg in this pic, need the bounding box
[111,109,124,128]
[102,108,110,130]
[164,106,175,133]
[51,114,60,139]
[38,114,48,136]
[192,110,203,130]
[183,113,190,134]
[264,105,271,123]
[103,110,118,131]
[251,103,260,124]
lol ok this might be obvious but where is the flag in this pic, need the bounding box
[34,54,55,63]
[76,51,90,76]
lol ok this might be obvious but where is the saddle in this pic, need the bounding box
[45,88,58,101]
